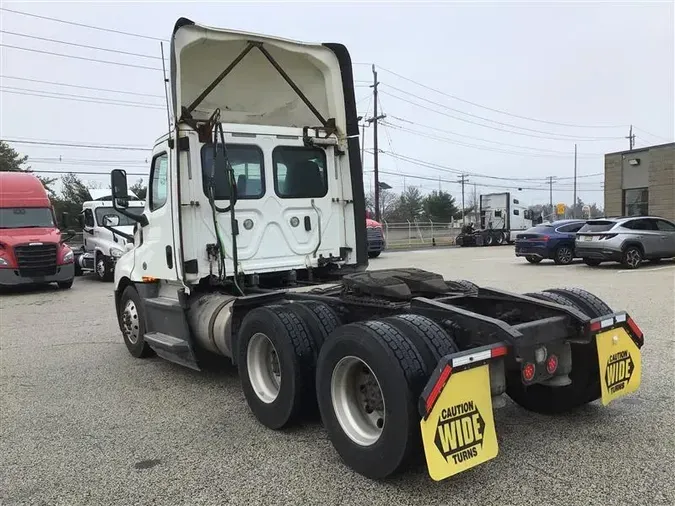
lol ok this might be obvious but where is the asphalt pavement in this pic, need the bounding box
[1,247,673,505]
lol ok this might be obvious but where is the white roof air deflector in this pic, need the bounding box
[170,19,348,134]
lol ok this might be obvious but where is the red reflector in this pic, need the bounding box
[590,321,602,332]
[522,363,535,382]
[627,317,643,341]
[546,354,558,374]
[425,364,452,414]
[491,345,508,358]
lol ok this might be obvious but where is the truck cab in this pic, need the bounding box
[74,190,145,281]
[0,172,75,288]
[366,215,386,258]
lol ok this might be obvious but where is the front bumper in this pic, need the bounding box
[575,245,622,261]
[0,263,75,286]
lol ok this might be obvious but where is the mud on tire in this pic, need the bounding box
[316,320,427,479]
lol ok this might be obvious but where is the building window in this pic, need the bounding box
[623,188,648,216]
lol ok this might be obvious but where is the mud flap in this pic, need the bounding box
[419,344,504,481]
[595,324,642,406]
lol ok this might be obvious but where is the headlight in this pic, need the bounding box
[0,257,7,266]
[62,250,74,263]
[110,247,124,258]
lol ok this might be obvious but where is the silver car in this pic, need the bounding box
[576,216,675,269]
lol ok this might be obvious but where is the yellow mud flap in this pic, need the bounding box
[596,326,642,406]
[420,363,499,481]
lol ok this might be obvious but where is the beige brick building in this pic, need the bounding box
[604,142,675,221]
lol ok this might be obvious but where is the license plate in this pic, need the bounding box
[596,327,642,406]
[420,364,499,481]
[584,236,593,241]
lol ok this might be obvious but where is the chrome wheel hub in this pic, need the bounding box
[247,333,281,404]
[122,300,140,344]
[97,259,106,278]
[331,356,385,447]
[626,249,641,267]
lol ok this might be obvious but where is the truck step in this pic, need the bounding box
[144,331,200,371]
[144,296,184,311]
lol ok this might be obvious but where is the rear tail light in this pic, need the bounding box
[522,363,535,382]
[546,354,558,374]
[627,316,643,343]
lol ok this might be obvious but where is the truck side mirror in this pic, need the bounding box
[102,214,120,226]
[111,169,129,209]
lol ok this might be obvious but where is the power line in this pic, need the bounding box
[0,87,166,110]
[380,89,623,142]
[382,121,604,159]
[0,75,164,98]
[0,7,168,42]
[0,44,162,71]
[382,83,623,140]
[377,66,627,129]
[364,168,604,192]
[0,30,162,60]
[368,149,603,188]
[3,139,151,151]
[29,168,146,176]
[633,126,672,143]
[385,115,603,157]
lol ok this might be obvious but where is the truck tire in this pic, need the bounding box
[446,279,479,295]
[95,253,113,282]
[237,305,316,429]
[506,288,612,413]
[381,314,459,375]
[483,233,494,247]
[368,251,381,258]
[316,320,427,479]
[543,287,612,317]
[118,285,154,358]
[286,301,342,349]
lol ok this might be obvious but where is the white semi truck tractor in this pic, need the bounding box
[109,18,644,482]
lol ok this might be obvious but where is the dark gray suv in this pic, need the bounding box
[575,216,675,269]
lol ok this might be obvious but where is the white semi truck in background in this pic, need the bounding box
[456,191,540,246]
[105,17,643,482]
[73,190,145,281]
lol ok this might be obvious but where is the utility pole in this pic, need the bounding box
[547,176,556,219]
[573,143,577,218]
[626,125,635,150]
[473,183,477,224]
[457,174,469,225]
[366,64,386,222]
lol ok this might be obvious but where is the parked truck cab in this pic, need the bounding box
[366,217,386,258]
[74,190,145,281]
[108,18,644,483]
[0,172,75,288]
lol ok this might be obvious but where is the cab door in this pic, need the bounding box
[132,149,178,281]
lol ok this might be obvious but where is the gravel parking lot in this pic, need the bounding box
[1,247,674,506]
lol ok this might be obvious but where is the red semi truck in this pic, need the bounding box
[365,211,386,258]
[0,172,75,288]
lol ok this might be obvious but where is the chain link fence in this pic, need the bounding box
[383,220,463,249]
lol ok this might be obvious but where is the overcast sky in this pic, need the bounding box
[1,0,673,209]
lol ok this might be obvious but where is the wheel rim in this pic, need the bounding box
[559,248,573,264]
[331,356,385,447]
[247,333,281,404]
[122,299,140,344]
[97,258,106,278]
[626,249,641,267]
